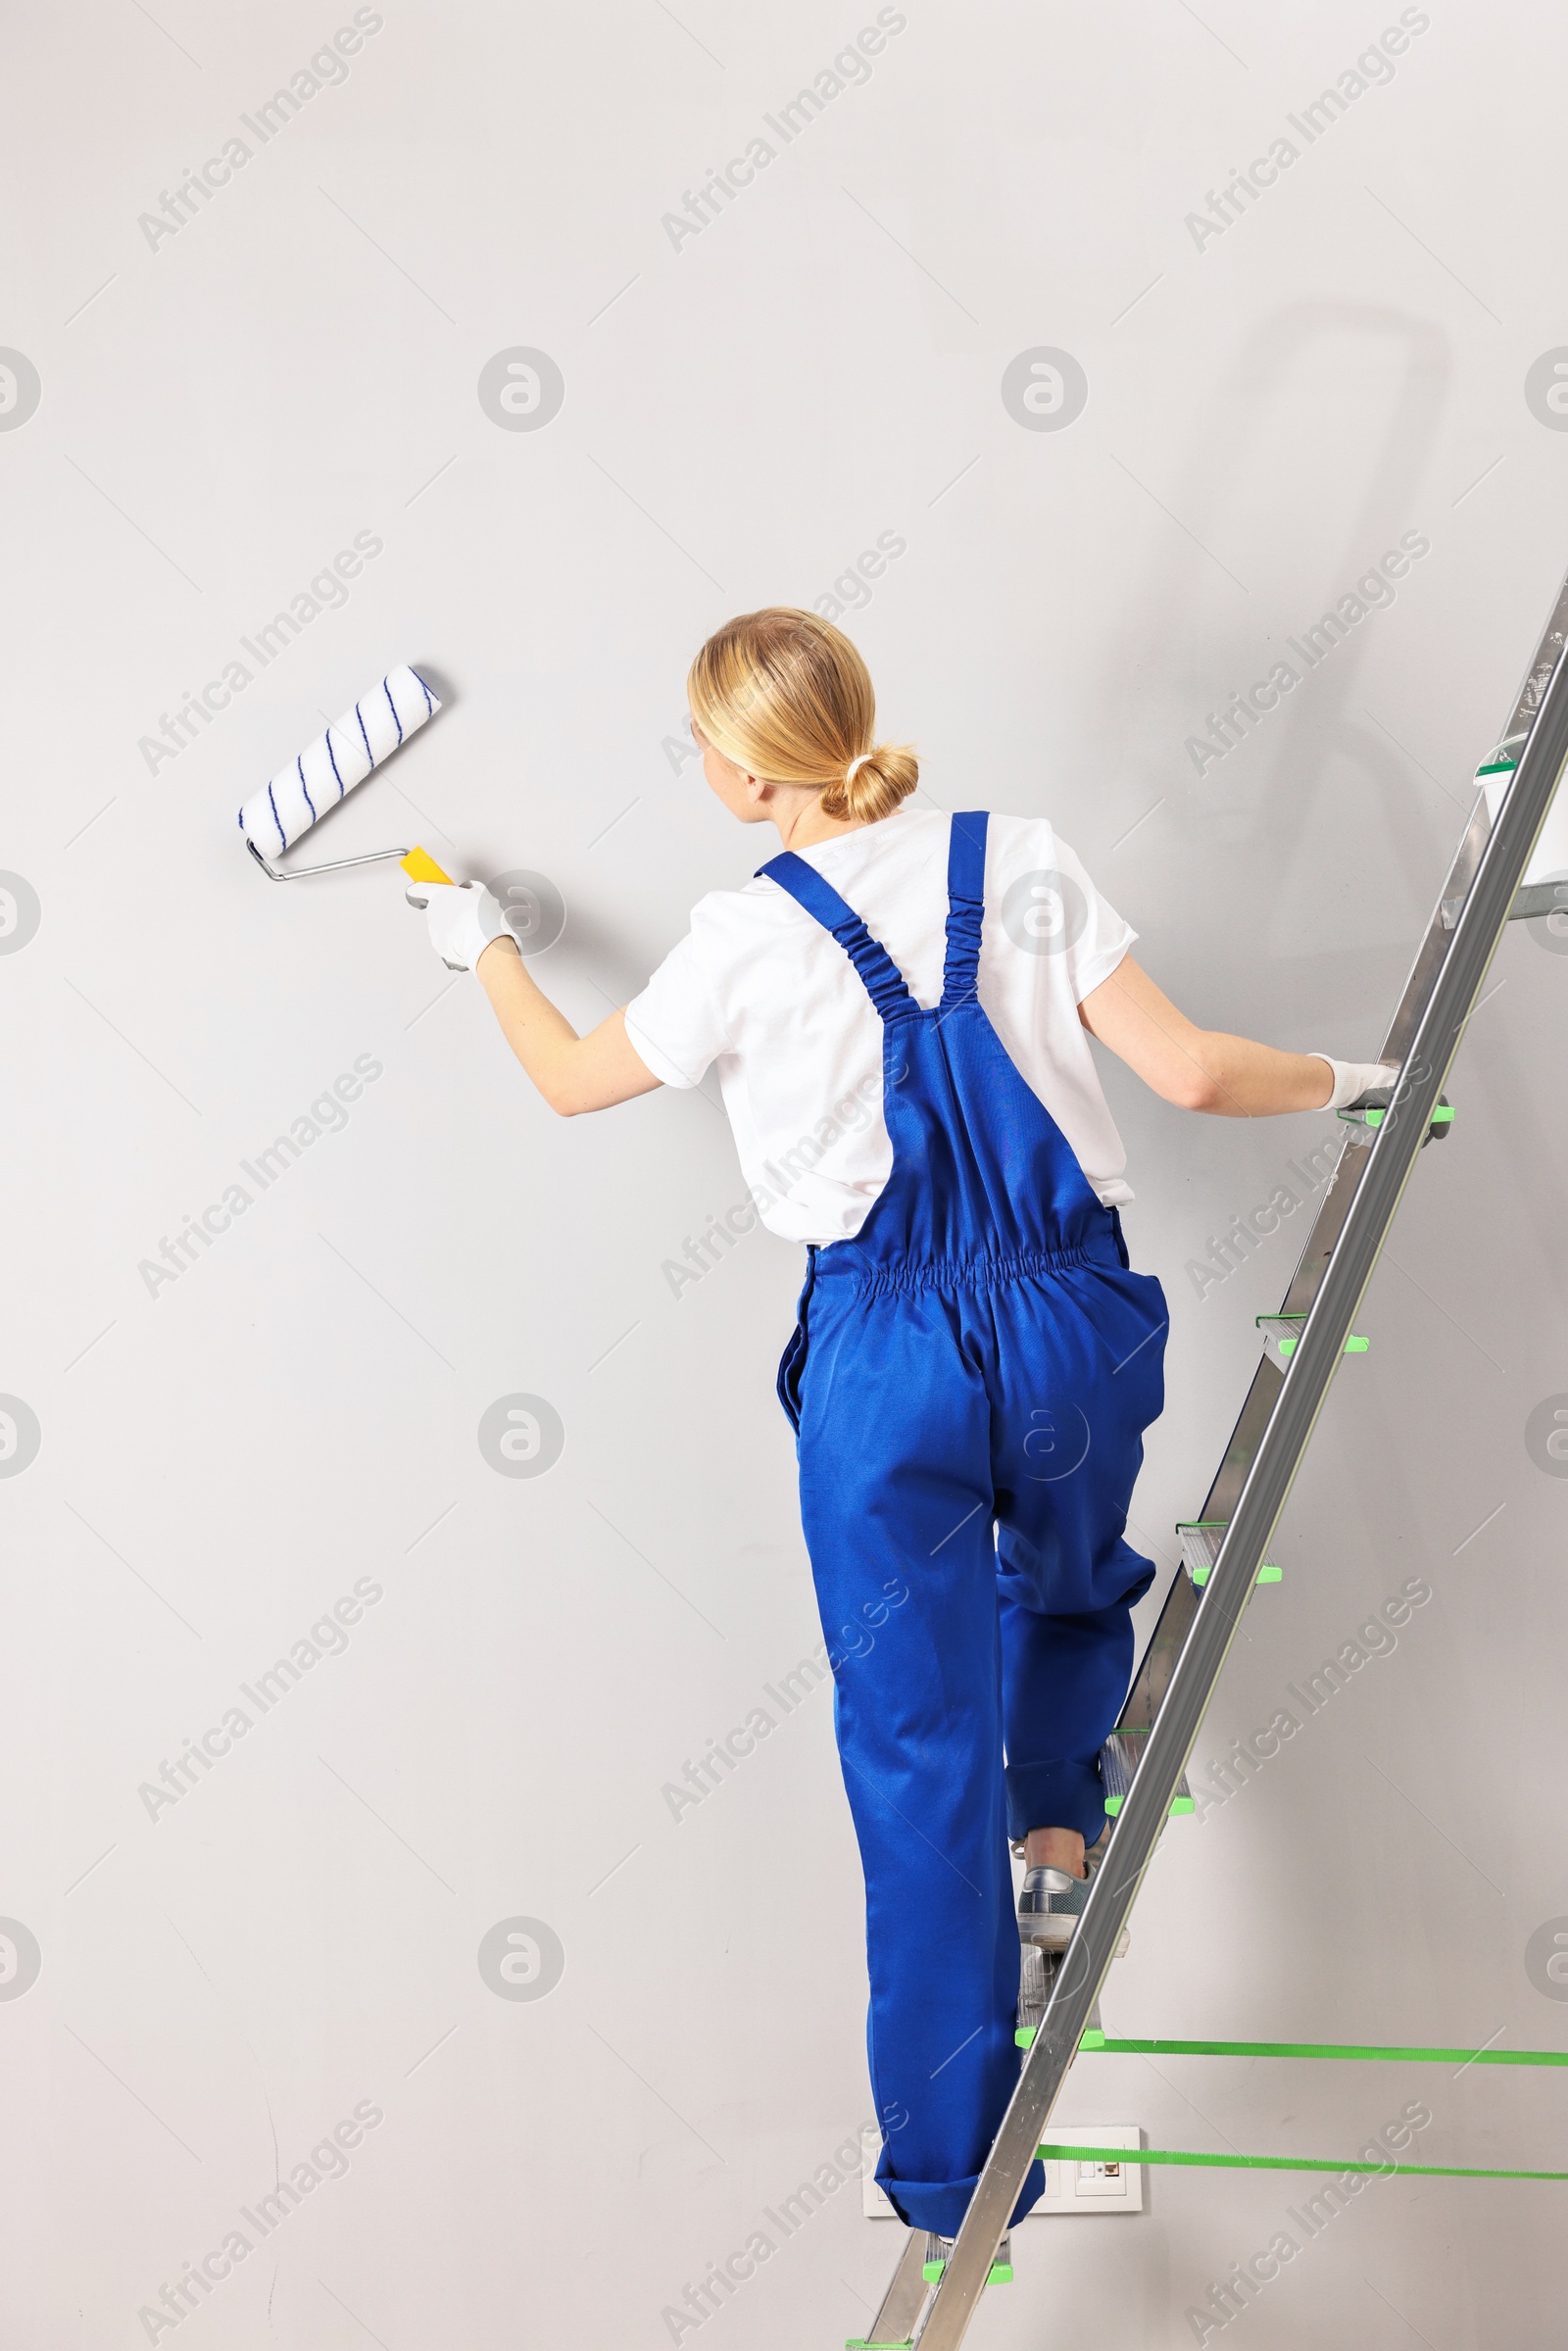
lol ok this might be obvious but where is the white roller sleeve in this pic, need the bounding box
[237,665,440,856]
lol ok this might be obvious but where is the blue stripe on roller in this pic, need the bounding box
[411,667,434,712]
[383,677,404,745]
[325,728,346,797]
[296,755,317,824]
[357,704,375,767]
[267,781,286,852]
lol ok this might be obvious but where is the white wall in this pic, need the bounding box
[3,3,1567,2345]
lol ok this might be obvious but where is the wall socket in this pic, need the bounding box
[862,2126,1145,2219]
[1034,2126,1145,2213]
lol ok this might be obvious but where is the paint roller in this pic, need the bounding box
[237,662,452,889]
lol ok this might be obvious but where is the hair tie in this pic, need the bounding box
[845,752,875,785]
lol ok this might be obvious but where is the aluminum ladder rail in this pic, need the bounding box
[853,563,1568,2351]
[1110,564,1568,1762]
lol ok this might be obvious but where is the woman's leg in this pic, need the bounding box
[990,1267,1166,1850]
[999,1594,1143,1846]
[1023,1826,1087,1875]
[794,1288,1035,2240]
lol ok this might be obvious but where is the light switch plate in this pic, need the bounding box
[862,2129,900,2218]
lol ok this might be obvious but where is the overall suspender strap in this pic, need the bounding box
[757,851,917,1023]
[941,810,989,1009]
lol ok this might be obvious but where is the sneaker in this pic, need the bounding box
[1017,1863,1130,1957]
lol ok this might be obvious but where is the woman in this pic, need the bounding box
[407,609,1390,2238]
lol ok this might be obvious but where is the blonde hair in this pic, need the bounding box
[686,608,917,825]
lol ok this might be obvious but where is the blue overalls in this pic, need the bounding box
[760,811,1168,2237]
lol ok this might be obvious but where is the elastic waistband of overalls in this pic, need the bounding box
[808,1229,1126,1304]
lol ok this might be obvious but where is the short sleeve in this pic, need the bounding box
[623,928,733,1090]
[1051,834,1137,1003]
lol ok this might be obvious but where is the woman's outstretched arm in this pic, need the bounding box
[1079,955,1379,1117]
[476,938,662,1115]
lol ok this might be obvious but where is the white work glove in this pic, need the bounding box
[1312,1055,1398,1111]
[404,877,514,972]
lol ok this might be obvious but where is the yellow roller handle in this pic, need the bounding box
[400,846,453,885]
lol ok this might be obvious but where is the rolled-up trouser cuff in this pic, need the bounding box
[876,2152,1047,2238]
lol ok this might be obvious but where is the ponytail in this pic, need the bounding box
[687,608,918,824]
[819,742,920,825]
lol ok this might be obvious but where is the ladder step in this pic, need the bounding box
[1177,1521,1282,1586]
[1357,1102,1454,1128]
[1509,878,1568,923]
[1015,1947,1102,2048]
[1337,1086,1455,1141]
[1100,1729,1193,1819]
[923,2238,1012,2285]
[1256,1313,1368,1357]
[1016,2026,1109,2050]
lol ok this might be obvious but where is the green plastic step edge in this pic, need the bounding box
[1255,1315,1369,1358]
[1104,1793,1194,1817]
[1177,1523,1282,1587]
[1017,2029,1568,2061]
[920,2259,1012,2284]
[846,2340,913,2349]
[1038,2142,1568,2183]
[1476,759,1518,776]
[1363,1103,1454,1128]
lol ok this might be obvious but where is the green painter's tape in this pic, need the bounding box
[1079,2034,1568,2069]
[1017,2028,1568,2065]
[1038,2143,1568,2182]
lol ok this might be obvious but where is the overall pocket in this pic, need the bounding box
[775,1248,817,1433]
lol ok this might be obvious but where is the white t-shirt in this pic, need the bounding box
[624,807,1137,1247]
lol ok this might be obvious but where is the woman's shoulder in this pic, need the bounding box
[984,808,1066,859]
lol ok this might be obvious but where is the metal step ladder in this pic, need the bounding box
[849,563,1568,2350]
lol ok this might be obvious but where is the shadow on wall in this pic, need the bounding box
[1102,299,1453,919]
